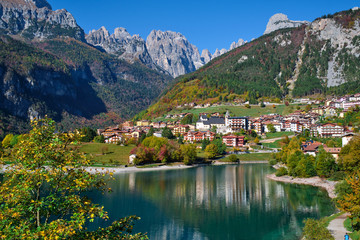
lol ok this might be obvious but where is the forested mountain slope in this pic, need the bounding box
[0,0,172,136]
[139,8,360,119]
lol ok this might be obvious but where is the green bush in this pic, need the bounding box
[275,167,288,177]
[269,158,277,166]
[229,154,239,162]
[302,218,334,240]
[329,171,346,181]
[94,135,105,143]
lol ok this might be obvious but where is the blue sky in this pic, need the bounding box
[47,0,359,54]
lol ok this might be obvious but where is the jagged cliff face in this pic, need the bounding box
[264,13,309,35]
[86,27,159,70]
[0,0,85,40]
[307,12,360,87]
[146,30,204,77]
[0,0,173,133]
[86,27,248,77]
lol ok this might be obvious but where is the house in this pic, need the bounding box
[281,121,292,132]
[309,125,319,137]
[225,112,249,131]
[196,116,226,131]
[343,101,360,111]
[324,148,341,160]
[342,132,355,147]
[302,141,327,156]
[136,120,151,127]
[311,107,325,115]
[101,127,122,139]
[222,135,245,147]
[184,131,215,143]
[318,123,344,138]
[290,121,303,133]
[251,120,263,133]
[324,106,337,117]
[151,121,167,129]
[172,125,190,135]
[105,134,123,144]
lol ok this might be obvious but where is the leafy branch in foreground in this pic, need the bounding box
[338,171,360,231]
[0,118,147,239]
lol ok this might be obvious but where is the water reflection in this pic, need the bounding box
[88,164,335,240]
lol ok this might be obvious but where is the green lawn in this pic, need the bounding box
[262,140,283,149]
[79,143,135,166]
[345,217,360,240]
[154,104,306,121]
[265,131,294,139]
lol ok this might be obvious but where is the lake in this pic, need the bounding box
[88,164,335,240]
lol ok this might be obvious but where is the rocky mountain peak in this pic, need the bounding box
[0,0,52,9]
[146,30,202,77]
[113,27,131,39]
[201,49,212,64]
[0,0,84,40]
[30,0,52,9]
[264,13,309,34]
[230,39,246,50]
[86,27,158,70]
[213,48,227,58]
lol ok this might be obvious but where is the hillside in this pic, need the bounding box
[0,0,173,136]
[0,35,172,135]
[139,8,360,120]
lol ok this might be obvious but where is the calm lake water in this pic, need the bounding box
[88,164,335,240]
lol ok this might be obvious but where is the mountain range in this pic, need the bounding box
[140,7,360,119]
[0,0,359,135]
[0,0,173,136]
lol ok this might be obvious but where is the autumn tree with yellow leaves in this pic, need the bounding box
[0,118,147,239]
[338,171,360,231]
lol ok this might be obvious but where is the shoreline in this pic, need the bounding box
[1,160,269,175]
[267,174,337,199]
[213,160,269,165]
[85,160,269,174]
[84,164,197,174]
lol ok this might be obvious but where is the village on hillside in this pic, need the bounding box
[97,94,360,160]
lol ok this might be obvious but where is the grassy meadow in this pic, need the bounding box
[79,143,134,166]
[154,103,308,121]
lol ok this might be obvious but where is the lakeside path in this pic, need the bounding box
[327,213,351,240]
[266,174,337,198]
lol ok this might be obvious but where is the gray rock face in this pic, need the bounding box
[0,0,85,40]
[146,30,203,78]
[201,49,212,64]
[309,15,360,87]
[213,48,228,59]
[264,13,309,35]
[86,27,157,69]
[230,38,246,50]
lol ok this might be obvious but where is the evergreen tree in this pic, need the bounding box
[161,127,175,139]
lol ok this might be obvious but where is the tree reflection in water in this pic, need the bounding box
[87,164,335,240]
